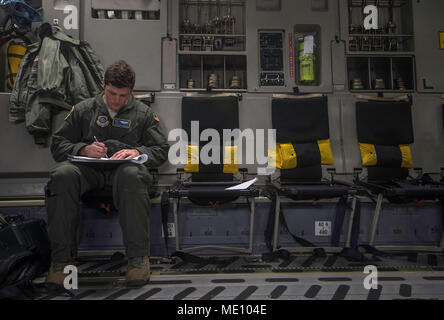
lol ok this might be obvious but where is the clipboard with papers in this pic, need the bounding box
[68,154,148,165]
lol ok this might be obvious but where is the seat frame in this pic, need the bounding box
[268,179,360,254]
[169,180,259,254]
[356,175,444,252]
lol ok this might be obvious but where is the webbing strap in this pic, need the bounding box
[349,198,361,250]
[40,283,75,298]
[171,251,238,268]
[339,199,364,261]
[6,49,22,90]
[265,193,323,249]
[160,191,170,255]
[279,210,317,248]
[261,249,291,262]
[392,180,417,189]
[264,194,277,251]
[392,174,438,189]
[7,53,24,59]
[332,197,361,250]
[440,198,444,230]
[331,196,347,247]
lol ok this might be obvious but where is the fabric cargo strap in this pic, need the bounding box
[265,194,316,250]
[331,196,347,247]
[160,191,170,255]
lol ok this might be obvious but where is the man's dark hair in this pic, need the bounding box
[104,60,136,89]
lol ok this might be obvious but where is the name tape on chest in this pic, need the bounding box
[113,118,132,129]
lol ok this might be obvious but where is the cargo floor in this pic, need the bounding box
[32,252,444,300]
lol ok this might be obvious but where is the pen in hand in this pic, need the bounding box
[94,136,108,158]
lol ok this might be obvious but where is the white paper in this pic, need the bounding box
[68,154,148,165]
[225,178,258,190]
[303,35,314,54]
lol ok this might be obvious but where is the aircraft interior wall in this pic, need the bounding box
[1,0,444,253]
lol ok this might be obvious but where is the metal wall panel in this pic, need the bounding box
[81,0,167,91]
[410,95,444,172]
[331,40,346,91]
[42,0,81,39]
[413,0,444,93]
[245,0,338,93]
[371,203,443,246]
[0,94,58,174]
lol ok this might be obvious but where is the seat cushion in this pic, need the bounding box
[173,185,258,206]
[272,96,329,143]
[356,101,414,145]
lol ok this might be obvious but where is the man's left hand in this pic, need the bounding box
[111,149,141,159]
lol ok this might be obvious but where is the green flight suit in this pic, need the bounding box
[47,93,170,263]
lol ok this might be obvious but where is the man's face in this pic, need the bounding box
[103,84,132,112]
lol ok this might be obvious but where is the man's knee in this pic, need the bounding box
[49,163,81,191]
[114,164,150,191]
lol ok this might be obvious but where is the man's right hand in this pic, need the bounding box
[79,142,108,158]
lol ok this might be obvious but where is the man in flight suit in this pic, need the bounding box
[45,60,170,287]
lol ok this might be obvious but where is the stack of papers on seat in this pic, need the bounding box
[225,178,258,190]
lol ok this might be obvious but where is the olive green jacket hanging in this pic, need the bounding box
[9,23,104,145]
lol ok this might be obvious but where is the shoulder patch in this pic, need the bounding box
[64,106,75,121]
[97,115,110,128]
[154,114,160,122]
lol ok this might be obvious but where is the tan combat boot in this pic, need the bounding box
[126,256,150,287]
[45,263,68,286]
